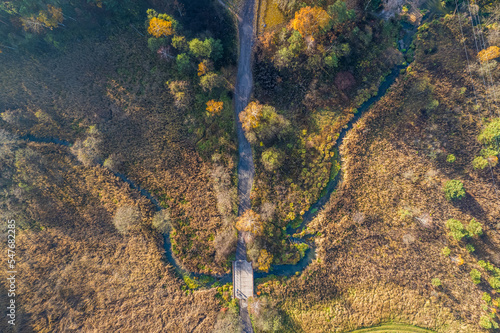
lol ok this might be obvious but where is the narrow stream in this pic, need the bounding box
[20,23,417,284]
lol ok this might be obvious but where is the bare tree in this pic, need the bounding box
[113,205,140,235]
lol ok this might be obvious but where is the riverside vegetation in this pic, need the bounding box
[1,0,500,332]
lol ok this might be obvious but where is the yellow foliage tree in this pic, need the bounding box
[291,6,330,37]
[257,249,273,272]
[198,61,209,76]
[478,46,500,63]
[148,17,174,38]
[236,210,264,236]
[206,100,223,116]
[239,101,264,132]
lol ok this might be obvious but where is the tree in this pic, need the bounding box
[441,247,451,256]
[172,35,188,51]
[274,47,294,69]
[113,205,140,235]
[239,102,290,144]
[71,135,102,167]
[148,17,174,38]
[200,72,221,92]
[206,100,223,116]
[198,61,209,76]
[470,269,481,284]
[257,249,273,272]
[467,218,483,237]
[443,179,466,201]
[189,38,223,61]
[327,1,355,28]
[446,218,467,241]
[152,210,171,234]
[168,80,192,110]
[20,5,63,33]
[261,148,284,171]
[478,46,500,63]
[176,53,191,73]
[446,154,456,163]
[236,210,264,236]
[291,6,330,38]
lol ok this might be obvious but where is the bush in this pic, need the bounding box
[472,156,489,170]
[113,205,140,234]
[478,118,500,145]
[431,278,441,287]
[445,219,467,241]
[261,148,284,171]
[470,269,481,284]
[443,180,466,201]
[441,247,451,256]
[446,154,456,163]
[489,277,500,290]
[466,244,475,253]
[483,292,492,303]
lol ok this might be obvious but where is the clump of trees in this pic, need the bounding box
[473,118,500,169]
[445,218,483,241]
[239,101,290,144]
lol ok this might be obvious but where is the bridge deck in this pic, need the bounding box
[233,260,253,300]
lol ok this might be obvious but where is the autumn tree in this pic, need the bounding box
[239,101,290,144]
[168,80,192,110]
[256,249,273,272]
[200,72,222,92]
[291,6,330,38]
[261,147,284,171]
[21,5,63,33]
[113,205,140,235]
[146,9,178,38]
[478,46,500,63]
[206,100,223,116]
[152,210,171,234]
[236,209,264,236]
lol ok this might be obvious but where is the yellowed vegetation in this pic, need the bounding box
[257,0,285,34]
[478,45,500,63]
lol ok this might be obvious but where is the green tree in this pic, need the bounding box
[199,72,222,92]
[467,218,483,237]
[327,1,355,28]
[176,53,191,73]
[441,247,451,256]
[172,35,188,51]
[445,218,467,241]
[446,154,456,163]
[470,269,481,284]
[443,179,466,201]
[189,38,223,61]
[261,148,284,171]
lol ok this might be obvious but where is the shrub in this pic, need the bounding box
[113,205,140,235]
[483,292,492,303]
[446,154,456,163]
[479,315,494,329]
[467,218,483,237]
[489,277,500,290]
[466,244,475,253]
[441,247,451,256]
[443,180,466,201]
[261,148,284,171]
[470,269,481,284]
[478,118,500,145]
[472,156,489,170]
[445,219,467,241]
[431,278,442,287]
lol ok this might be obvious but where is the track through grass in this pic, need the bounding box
[347,323,436,333]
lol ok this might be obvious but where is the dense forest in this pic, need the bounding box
[1,0,500,332]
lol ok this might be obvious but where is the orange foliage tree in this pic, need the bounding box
[206,100,223,116]
[236,210,264,236]
[478,46,500,63]
[148,17,174,38]
[291,6,330,37]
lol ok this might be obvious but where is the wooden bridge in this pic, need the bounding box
[232,260,254,300]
